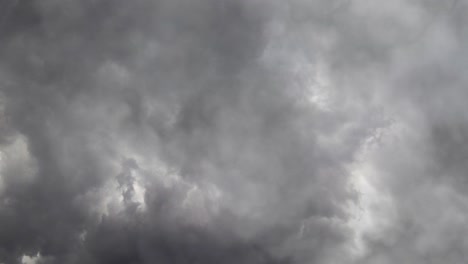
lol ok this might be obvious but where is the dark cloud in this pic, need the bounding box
[1,0,467,264]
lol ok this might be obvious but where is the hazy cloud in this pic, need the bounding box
[0,0,467,263]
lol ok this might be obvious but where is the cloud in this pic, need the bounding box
[1,0,467,263]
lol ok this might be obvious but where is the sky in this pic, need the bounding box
[0,0,467,263]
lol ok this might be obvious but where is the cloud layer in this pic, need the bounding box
[0,0,467,263]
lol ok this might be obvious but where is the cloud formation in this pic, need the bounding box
[0,0,467,263]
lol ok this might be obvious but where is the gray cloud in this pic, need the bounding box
[1,0,467,264]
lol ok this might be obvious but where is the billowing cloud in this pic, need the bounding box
[0,0,467,263]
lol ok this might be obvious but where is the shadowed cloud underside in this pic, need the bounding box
[1,0,468,263]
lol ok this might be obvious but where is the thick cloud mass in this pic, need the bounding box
[0,0,467,263]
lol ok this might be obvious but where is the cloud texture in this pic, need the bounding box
[0,0,467,263]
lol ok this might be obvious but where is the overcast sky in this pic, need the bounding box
[0,0,467,263]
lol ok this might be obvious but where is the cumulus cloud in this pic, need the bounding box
[0,0,466,263]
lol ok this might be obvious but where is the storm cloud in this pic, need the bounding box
[0,0,467,263]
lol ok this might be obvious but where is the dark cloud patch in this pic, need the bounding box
[0,0,41,39]
[0,0,374,263]
[5,0,467,264]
